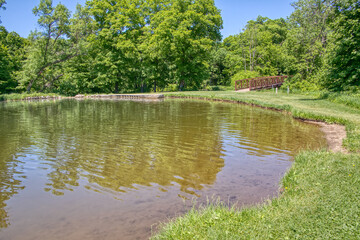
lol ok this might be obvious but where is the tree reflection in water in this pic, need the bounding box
[0,99,326,231]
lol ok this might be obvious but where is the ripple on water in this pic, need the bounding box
[0,99,326,240]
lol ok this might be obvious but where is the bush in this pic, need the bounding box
[161,84,179,92]
[200,85,235,91]
[230,71,261,87]
[284,73,322,92]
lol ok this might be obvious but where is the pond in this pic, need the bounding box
[0,99,326,240]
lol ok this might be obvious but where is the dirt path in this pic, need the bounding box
[235,89,250,92]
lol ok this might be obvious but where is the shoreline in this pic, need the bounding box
[1,91,358,239]
[166,95,348,153]
[1,93,349,153]
[153,92,360,239]
[305,121,347,153]
[0,93,165,102]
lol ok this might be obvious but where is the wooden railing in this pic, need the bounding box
[235,76,289,91]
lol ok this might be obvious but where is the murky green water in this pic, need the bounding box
[0,99,326,240]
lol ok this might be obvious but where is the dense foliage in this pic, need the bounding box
[326,0,360,90]
[0,26,28,93]
[0,0,359,95]
[6,0,222,95]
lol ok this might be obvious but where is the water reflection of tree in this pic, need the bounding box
[0,160,24,228]
[16,100,225,196]
[79,100,226,196]
[217,103,326,156]
[0,99,326,205]
[0,103,33,228]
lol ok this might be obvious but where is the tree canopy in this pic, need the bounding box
[0,0,6,23]
[326,0,360,90]
[0,0,359,95]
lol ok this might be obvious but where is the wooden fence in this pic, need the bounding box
[235,76,289,91]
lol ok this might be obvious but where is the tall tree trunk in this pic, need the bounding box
[26,80,34,93]
[242,47,246,71]
[249,44,252,71]
[114,82,119,93]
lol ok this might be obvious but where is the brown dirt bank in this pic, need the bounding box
[304,121,347,153]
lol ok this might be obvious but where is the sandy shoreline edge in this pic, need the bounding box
[304,121,347,153]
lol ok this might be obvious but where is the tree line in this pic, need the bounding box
[0,0,359,95]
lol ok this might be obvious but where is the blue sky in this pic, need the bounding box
[1,0,294,39]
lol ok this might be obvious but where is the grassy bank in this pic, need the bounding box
[152,90,360,239]
[153,151,360,239]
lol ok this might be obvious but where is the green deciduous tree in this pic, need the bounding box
[0,0,6,23]
[57,4,96,95]
[0,0,5,9]
[86,0,222,92]
[325,0,360,90]
[208,45,230,86]
[0,43,11,91]
[223,16,288,83]
[18,0,92,94]
[149,0,222,90]
[0,26,27,94]
[19,0,71,92]
[284,0,332,90]
[88,0,150,93]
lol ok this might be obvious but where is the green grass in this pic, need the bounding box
[0,92,62,101]
[153,151,360,239]
[152,90,360,239]
[320,92,360,110]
